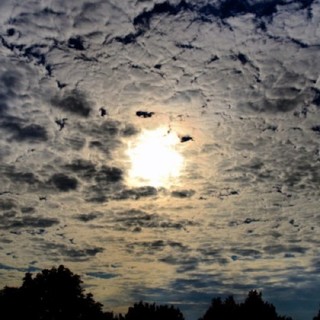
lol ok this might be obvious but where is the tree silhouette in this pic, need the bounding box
[123,301,184,320]
[199,296,238,320]
[0,265,114,320]
[199,290,292,320]
[313,309,320,320]
[241,290,291,320]
[1,265,318,320]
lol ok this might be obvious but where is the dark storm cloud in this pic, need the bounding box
[112,209,156,230]
[0,70,23,114]
[312,89,320,106]
[133,1,191,34]
[115,0,316,45]
[84,192,108,204]
[225,156,281,187]
[8,216,59,229]
[230,248,262,259]
[127,239,189,256]
[88,140,114,155]
[202,187,239,200]
[0,98,8,115]
[197,246,230,266]
[74,212,103,222]
[63,135,86,151]
[51,90,91,117]
[160,255,199,273]
[82,166,124,203]
[113,186,157,200]
[198,0,275,20]
[110,209,196,232]
[20,206,36,214]
[1,118,48,142]
[84,119,138,155]
[1,165,39,185]
[283,162,320,188]
[311,258,320,272]
[132,0,275,34]
[70,247,104,259]
[64,159,97,180]
[171,189,195,198]
[120,123,139,137]
[23,44,48,67]
[0,198,17,211]
[38,242,104,262]
[245,95,305,113]
[235,53,249,65]
[237,83,315,113]
[84,119,119,137]
[15,124,47,142]
[211,0,314,19]
[86,272,118,280]
[48,173,78,192]
[0,36,52,76]
[0,214,59,230]
[0,70,22,95]
[94,166,123,184]
[311,125,320,134]
[263,244,308,255]
[68,36,86,51]
[0,263,40,273]
[243,218,260,225]
[170,276,225,293]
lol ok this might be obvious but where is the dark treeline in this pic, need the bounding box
[0,265,318,320]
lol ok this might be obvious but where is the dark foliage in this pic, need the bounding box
[0,265,112,320]
[123,301,184,320]
[2,266,320,320]
[314,309,320,320]
[199,290,292,320]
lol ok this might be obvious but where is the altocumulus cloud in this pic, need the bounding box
[0,1,320,320]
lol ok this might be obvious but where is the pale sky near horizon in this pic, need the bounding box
[0,0,320,319]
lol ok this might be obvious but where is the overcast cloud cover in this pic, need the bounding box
[0,0,320,319]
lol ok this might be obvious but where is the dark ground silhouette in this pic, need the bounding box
[0,265,319,320]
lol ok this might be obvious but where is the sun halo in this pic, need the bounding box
[126,127,184,188]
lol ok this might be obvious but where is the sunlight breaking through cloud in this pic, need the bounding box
[126,128,184,188]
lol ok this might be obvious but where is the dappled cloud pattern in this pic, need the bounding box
[0,1,320,319]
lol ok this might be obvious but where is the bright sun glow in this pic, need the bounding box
[126,127,184,187]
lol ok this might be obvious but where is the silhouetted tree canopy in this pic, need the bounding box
[123,301,184,320]
[2,265,320,320]
[199,290,292,320]
[0,265,113,320]
[314,309,320,320]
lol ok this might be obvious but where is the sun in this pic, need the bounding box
[126,127,184,187]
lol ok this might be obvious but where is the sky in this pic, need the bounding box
[0,0,320,319]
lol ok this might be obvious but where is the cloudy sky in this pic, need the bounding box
[0,0,320,319]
